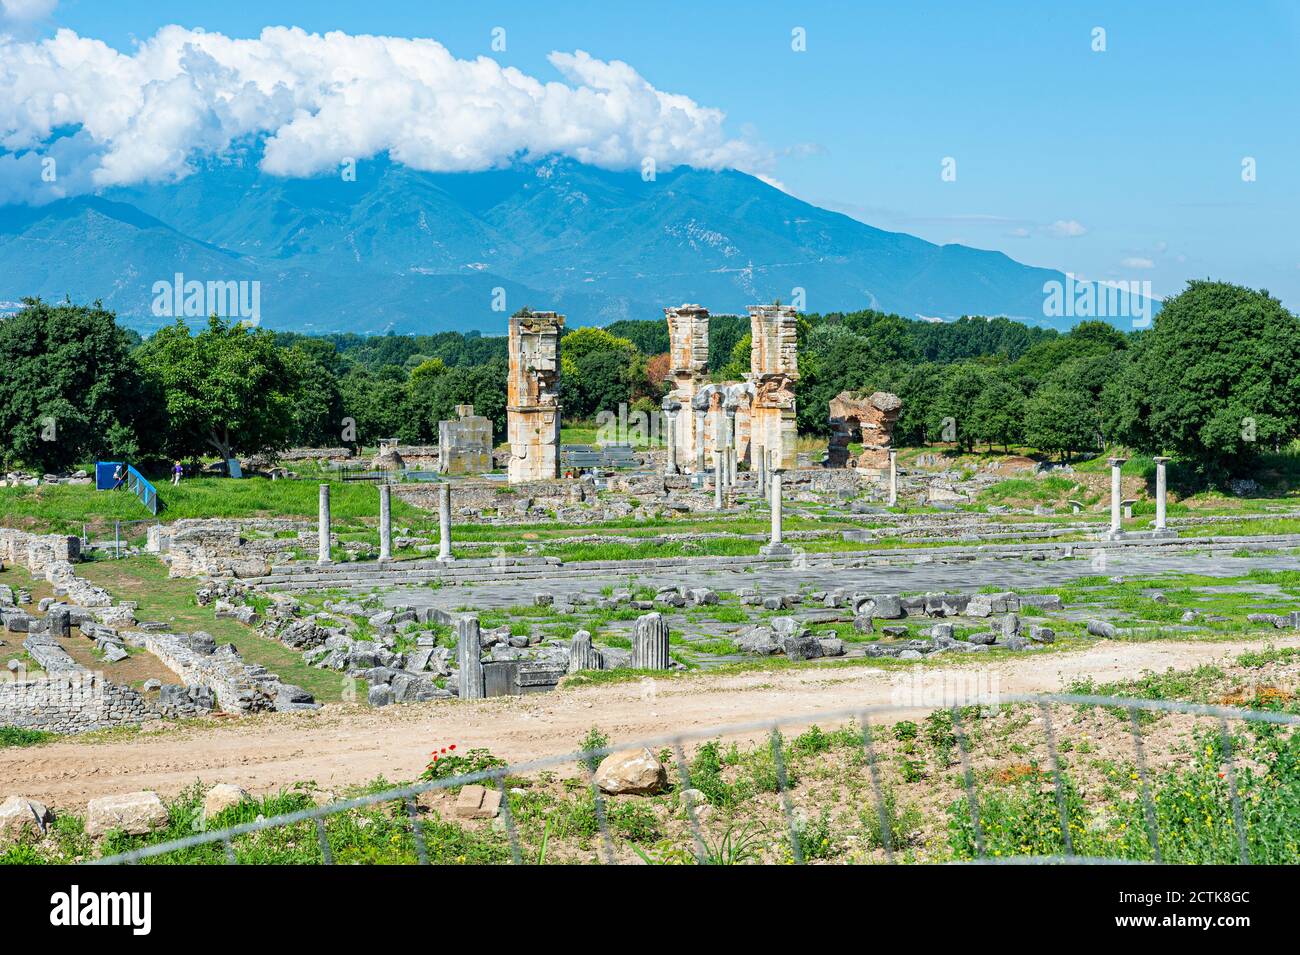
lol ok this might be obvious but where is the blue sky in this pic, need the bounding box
[14,0,1300,307]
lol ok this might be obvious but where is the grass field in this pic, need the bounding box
[0,477,423,534]
[77,557,345,702]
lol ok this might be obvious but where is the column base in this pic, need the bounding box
[437,555,456,564]
[1100,529,1126,541]
[759,543,794,556]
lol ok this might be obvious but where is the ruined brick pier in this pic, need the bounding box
[747,304,800,472]
[507,309,564,483]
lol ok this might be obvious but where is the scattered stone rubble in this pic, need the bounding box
[0,529,313,731]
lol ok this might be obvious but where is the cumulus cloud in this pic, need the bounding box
[0,26,769,203]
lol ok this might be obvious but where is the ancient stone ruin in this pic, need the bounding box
[665,304,712,473]
[438,404,492,475]
[747,304,800,472]
[507,309,564,483]
[827,390,903,470]
[370,437,405,472]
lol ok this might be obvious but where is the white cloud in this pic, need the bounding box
[0,26,769,202]
[1046,219,1087,238]
[1,0,57,20]
[1121,256,1155,269]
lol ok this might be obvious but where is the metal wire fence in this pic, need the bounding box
[87,692,1300,866]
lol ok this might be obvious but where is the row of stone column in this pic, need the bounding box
[664,406,746,480]
[1106,456,1173,537]
[317,481,454,565]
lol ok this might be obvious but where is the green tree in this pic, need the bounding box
[1023,385,1100,462]
[560,327,642,419]
[282,344,344,447]
[969,378,1025,451]
[930,364,988,451]
[1108,281,1300,475]
[716,333,751,380]
[338,367,409,446]
[136,316,302,462]
[0,298,150,471]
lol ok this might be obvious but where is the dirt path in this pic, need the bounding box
[4,635,1294,811]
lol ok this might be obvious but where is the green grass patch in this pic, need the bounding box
[78,556,344,702]
[0,726,54,748]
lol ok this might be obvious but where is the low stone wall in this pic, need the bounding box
[276,447,355,463]
[0,672,156,734]
[0,529,80,576]
[121,629,315,714]
[155,520,302,578]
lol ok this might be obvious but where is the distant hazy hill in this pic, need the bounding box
[0,152,1149,334]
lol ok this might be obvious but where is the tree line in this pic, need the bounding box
[1,281,1297,478]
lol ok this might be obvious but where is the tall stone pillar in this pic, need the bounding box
[693,409,707,474]
[378,483,392,561]
[1108,457,1127,537]
[1153,456,1172,534]
[723,411,737,486]
[456,616,483,699]
[662,402,679,475]
[507,309,564,483]
[730,409,743,486]
[317,484,331,564]
[665,304,711,474]
[888,450,898,506]
[438,482,453,562]
[713,452,724,509]
[748,304,800,472]
[631,612,670,670]
[761,467,792,556]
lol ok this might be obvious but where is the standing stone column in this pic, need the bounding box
[456,616,483,699]
[437,481,453,562]
[713,451,724,509]
[755,443,767,501]
[663,409,678,475]
[568,629,597,673]
[729,414,740,486]
[378,483,392,561]
[761,467,792,555]
[317,484,332,564]
[1153,456,1170,532]
[888,449,898,507]
[1108,456,1127,537]
[694,410,707,473]
[631,612,670,670]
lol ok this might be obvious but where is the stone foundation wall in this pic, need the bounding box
[155,519,302,578]
[394,478,594,515]
[0,673,156,734]
[121,629,313,714]
[276,447,355,463]
[0,529,80,575]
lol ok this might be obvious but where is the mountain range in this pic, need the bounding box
[0,151,1148,334]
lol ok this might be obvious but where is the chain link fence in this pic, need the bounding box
[87,692,1300,866]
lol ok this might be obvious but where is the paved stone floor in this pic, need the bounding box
[383,550,1300,612]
